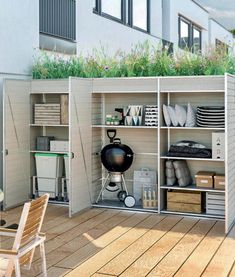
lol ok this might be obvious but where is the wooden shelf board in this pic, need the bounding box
[92,125,158,129]
[30,124,69,127]
[160,89,224,94]
[92,90,158,94]
[30,92,69,95]
[30,150,69,155]
[160,126,225,130]
[161,184,225,193]
[160,156,225,162]
[161,209,225,220]
[92,200,158,213]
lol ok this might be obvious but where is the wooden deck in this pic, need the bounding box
[1,205,235,277]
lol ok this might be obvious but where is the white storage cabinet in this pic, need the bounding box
[3,78,92,216]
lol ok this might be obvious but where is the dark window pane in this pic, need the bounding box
[180,19,189,49]
[193,27,201,52]
[133,0,148,30]
[102,0,122,19]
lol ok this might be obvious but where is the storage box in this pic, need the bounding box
[212,132,225,160]
[35,153,63,198]
[34,103,61,125]
[206,192,225,216]
[195,171,215,188]
[50,140,69,152]
[214,175,225,190]
[36,136,55,151]
[167,190,202,213]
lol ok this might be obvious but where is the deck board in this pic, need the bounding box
[1,205,234,277]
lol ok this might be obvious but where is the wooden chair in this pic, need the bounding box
[0,194,49,277]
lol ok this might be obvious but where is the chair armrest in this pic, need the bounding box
[0,249,18,259]
[0,228,17,237]
[39,232,46,237]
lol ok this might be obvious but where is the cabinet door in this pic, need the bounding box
[3,80,30,209]
[225,74,235,233]
[69,78,92,216]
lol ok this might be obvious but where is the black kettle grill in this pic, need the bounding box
[96,130,136,208]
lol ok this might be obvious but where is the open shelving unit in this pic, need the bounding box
[90,75,235,233]
[3,75,235,233]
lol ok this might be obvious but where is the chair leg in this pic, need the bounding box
[40,242,47,277]
[14,259,21,277]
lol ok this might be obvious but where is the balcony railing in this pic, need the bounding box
[39,0,76,42]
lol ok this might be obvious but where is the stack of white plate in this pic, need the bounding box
[196,106,225,128]
[144,105,158,126]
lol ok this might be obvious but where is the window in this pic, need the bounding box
[129,0,150,32]
[94,0,125,22]
[193,26,201,52]
[132,0,149,31]
[179,19,190,49]
[179,15,201,52]
[93,0,150,33]
[102,0,122,20]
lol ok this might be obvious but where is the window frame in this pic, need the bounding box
[94,0,126,24]
[128,0,150,33]
[178,15,202,53]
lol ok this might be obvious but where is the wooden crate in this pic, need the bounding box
[60,95,69,125]
[167,190,202,213]
[167,202,202,213]
[34,104,61,124]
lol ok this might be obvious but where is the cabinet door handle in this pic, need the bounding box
[71,152,74,159]
[5,149,8,156]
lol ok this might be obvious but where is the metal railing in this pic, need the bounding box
[39,0,76,41]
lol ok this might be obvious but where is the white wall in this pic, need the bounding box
[76,0,163,55]
[209,19,234,50]
[0,0,39,75]
[163,0,209,53]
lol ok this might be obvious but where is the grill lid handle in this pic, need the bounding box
[107,129,117,143]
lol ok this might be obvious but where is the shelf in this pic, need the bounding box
[160,156,225,162]
[161,210,225,220]
[92,125,158,129]
[160,90,224,94]
[30,150,69,155]
[160,126,225,130]
[93,200,158,213]
[161,184,225,193]
[30,92,69,95]
[92,90,158,94]
[30,124,69,127]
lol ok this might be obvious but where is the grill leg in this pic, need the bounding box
[95,173,110,204]
[121,174,128,195]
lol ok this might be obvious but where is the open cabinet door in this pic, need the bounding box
[3,79,30,209]
[225,74,235,233]
[69,78,92,216]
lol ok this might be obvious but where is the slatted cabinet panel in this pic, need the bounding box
[69,78,93,215]
[225,74,235,233]
[3,80,30,208]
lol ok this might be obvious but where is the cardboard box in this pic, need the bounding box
[50,140,69,152]
[195,171,215,188]
[167,190,202,213]
[212,132,225,160]
[214,175,225,190]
